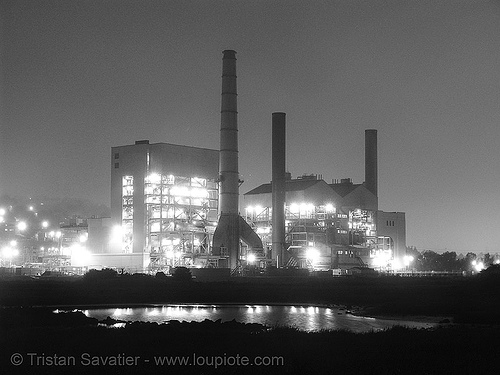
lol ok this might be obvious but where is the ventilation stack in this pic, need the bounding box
[213,50,263,270]
[272,112,286,267]
[365,129,378,209]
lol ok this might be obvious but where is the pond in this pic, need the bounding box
[64,304,437,333]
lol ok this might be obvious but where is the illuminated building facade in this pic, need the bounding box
[243,174,406,271]
[110,140,219,271]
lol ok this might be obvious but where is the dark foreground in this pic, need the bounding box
[1,309,499,375]
[1,273,499,374]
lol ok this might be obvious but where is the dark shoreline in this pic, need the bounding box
[1,274,499,323]
[2,275,499,374]
[1,310,499,375]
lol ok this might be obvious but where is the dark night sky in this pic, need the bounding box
[1,0,500,253]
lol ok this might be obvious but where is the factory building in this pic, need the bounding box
[243,176,406,271]
[242,129,407,272]
[107,141,220,271]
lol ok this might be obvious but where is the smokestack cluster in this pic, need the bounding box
[272,112,286,267]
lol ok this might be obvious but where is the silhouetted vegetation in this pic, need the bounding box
[171,267,193,282]
[1,309,499,374]
[83,268,119,281]
[480,263,500,275]
[405,247,499,272]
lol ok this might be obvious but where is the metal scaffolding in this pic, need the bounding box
[143,173,218,271]
[244,204,376,270]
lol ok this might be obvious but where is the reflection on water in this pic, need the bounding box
[68,305,436,333]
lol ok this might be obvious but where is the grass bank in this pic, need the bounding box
[1,309,499,375]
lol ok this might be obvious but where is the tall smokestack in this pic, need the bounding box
[272,112,286,267]
[213,50,240,269]
[365,129,378,203]
[219,50,239,215]
[213,50,264,270]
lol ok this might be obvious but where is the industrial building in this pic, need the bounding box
[243,175,406,271]
[107,141,220,271]
[242,128,406,272]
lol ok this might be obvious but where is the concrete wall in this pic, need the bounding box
[376,211,406,261]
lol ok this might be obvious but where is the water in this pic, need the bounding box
[65,304,436,333]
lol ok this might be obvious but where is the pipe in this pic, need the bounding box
[272,112,286,267]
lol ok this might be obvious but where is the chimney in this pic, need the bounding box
[218,50,238,215]
[213,50,264,269]
[365,129,378,199]
[272,112,286,267]
[213,50,240,269]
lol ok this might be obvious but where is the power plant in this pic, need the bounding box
[15,50,406,275]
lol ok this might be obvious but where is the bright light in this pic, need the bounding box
[191,188,208,198]
[0,208,5,216]
[17,221,27,231]
[71,245,91,266]
[474,261,484,272]
[79,234,88,243]
[246,206,254,213]
[1,246,10,257]
[1,246,18,258]
[148,173,161,183]
[55,231,62,238]
[254,205,263,214]
[9,240,17,247]
[42,221,49,228]
[305,248,319,263]
[371,250,392,268]
[403,255,415,266]
[325,204,335,212]
[247,253,256,263]
[170,186,189,197]
[392,259,402,270]
[110,225,123,244]
[495,259,500,265]
[289,203,299,213]
[256,227,270,234]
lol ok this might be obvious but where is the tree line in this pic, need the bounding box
[405,246,499,272]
